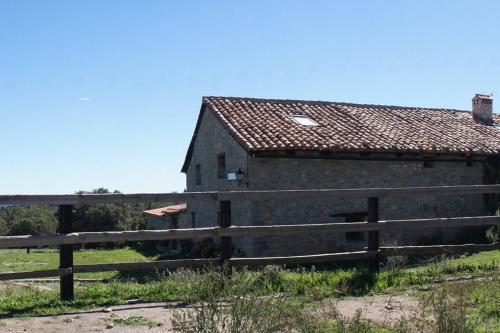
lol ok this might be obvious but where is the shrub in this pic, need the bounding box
[429,286,470,333]
[172,267,296,333]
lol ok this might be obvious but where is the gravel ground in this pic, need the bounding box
[0,295,421,333]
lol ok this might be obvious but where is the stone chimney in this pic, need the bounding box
[472,94,493,123]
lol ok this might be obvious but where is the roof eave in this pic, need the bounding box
[181,99,253,172]
[181,102,208,173]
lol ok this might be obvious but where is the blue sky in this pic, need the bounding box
[0,1,499,194]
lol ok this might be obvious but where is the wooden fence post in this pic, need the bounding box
[367,197,380,272]
[219,201,232,271]
[58,205,74,301]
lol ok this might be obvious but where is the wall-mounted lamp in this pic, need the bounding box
[227,168,245,183]
[236,168,245,181]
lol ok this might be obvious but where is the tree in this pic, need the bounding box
[0,188,149,236]
[4,206,58,235]
[74,204,132,232]
[0,218,7,235]
[73,188,147,232]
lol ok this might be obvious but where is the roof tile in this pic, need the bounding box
[203,96,500,156]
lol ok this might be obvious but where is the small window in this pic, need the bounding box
[217,153,226,179]
[423,159,434,168]
[291,115,319,126]
[195,164,201,185]
[331,212,367,243]
[191,212,196,228]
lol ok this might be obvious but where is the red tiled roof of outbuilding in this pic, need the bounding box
[144,204,187,217]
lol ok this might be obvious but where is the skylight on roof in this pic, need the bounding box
[292,115,319,126]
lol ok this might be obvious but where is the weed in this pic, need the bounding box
[391,280,500,333]
[173,273,396,333]
[172,267,296,333]
[428,286,471,333]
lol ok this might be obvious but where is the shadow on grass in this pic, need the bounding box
[128,242,160,258]
[113,270,163,282]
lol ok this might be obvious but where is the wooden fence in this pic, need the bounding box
[0,184,499,301]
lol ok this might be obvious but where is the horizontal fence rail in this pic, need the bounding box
[380,243,500,256]
[2,184,500,206]
[0,216,499,249]
[1,184,500,301]
[1,243,499,281]
[229,251,377,266]
[0,268,72,281]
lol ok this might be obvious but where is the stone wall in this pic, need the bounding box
[244,157,486,256]
[185,108,254,252]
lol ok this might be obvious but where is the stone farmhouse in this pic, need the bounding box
[181,94,500,257]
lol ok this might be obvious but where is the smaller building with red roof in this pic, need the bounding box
[143,204,187,253]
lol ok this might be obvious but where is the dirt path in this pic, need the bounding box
[0,303,174,333]
[328,295,421,324]
[0,295,420,332]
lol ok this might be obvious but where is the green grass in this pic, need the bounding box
[0,249,497,319]
[0,247,157,279]
[111,314,163,328]
[465,279,500,332]
[444,249,500,266]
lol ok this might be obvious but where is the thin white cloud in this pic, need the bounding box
[79,97,90,102]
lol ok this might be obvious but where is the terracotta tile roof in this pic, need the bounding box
[203,96,500,156]
[144,204,187,217]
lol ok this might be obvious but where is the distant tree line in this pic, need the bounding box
[0,188,164,236]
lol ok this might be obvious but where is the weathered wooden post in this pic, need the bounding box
[58,205,74,301]
[367,197,380,273]
[219,201,232,272]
